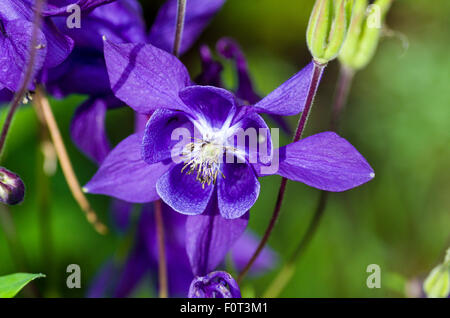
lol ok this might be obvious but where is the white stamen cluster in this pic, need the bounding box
[181,139,226,188]
[180,114,245,188]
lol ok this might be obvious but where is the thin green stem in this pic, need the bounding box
[237,61,326,283]
[263,64,355,298]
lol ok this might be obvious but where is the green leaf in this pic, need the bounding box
[0,273,46,298]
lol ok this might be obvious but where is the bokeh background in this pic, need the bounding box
[0,0,449,297]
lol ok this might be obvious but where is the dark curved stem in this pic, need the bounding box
[237,61,326,283]
[263,64,355,297]
[0,0,45,158]
[289,65,354,261]
[291,62,326,142]
[172,0,187,57]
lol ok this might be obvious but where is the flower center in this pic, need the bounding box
[181,140,226,188]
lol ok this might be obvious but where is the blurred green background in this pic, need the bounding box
[0,0,449,297]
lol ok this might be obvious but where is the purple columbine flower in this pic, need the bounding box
[0,0,115,94]
[84,40,375,219]
[188,271,241,298]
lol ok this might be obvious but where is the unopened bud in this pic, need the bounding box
[188,271,241,298]
[307,0,353,64]
[339,0,393,70]
[0,167,25,205]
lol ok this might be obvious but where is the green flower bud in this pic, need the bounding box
[0,167,25,205]
[307,0,353,64]
[339,0,393,70]
[423,248,450,298]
